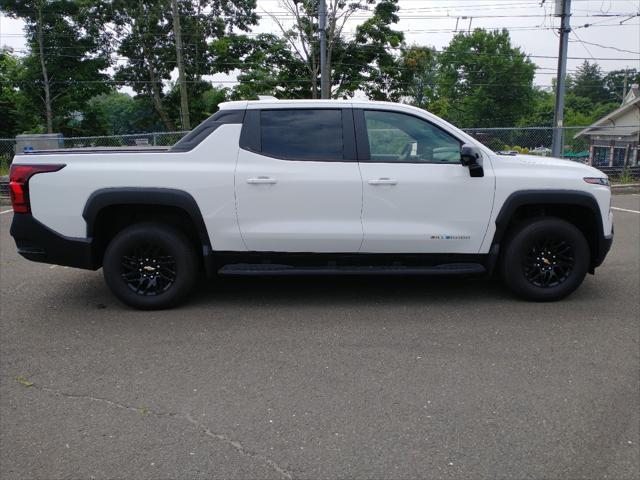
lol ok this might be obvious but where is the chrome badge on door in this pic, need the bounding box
[430,235,471,240]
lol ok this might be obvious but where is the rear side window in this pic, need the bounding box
[260,109,343,161]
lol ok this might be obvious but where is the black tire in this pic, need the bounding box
[500,217,590,301]
[103,223,198,309]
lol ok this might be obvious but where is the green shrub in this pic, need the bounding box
[615,166,636,184]
[0,154,11,176]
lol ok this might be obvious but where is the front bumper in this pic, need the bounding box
[10,213,98,270]
[592,226,613,271]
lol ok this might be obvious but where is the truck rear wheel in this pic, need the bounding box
[500,217,590,301]
[102,223,198,309]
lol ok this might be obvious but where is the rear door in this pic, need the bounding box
[235,107,363,252]
[356,108,495,254]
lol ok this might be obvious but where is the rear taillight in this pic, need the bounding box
[9,164,65,213]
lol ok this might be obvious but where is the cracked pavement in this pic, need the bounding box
[1,194,639,479]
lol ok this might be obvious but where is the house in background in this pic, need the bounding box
[575,84,640,167]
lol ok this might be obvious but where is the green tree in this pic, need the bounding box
[170,0,257,128]
[603,68,640,103]
[568,61,609,105]
[166,81,228,126]
[436,29,536,127]
[518,88,554,127]
[340,0,403,100]
[1,0,111,133]
[522,87,620,128]
[79,91,151,136]
[394,45,438,108]
[266,0,403,99]
[110,0,257,130]
[0,49,23,137]
[110,0,179,130]
[0,50,42,136]
[217,33,310,99]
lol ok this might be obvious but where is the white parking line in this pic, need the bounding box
[611,207,640,214]
[0,209,13,215]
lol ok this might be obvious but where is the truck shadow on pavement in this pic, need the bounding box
[188,274,521,308]
[42,268,604,314]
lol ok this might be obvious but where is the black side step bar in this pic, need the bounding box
[218,263,486,276]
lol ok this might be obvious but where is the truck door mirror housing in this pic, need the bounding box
[460,144,484,177]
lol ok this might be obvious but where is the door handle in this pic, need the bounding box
[247,176,278,185]
[368,177,398,185]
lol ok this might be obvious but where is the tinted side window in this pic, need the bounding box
[363,110,462,163]
[260,109,343,161]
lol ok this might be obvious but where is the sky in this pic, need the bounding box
[1,0,639,91]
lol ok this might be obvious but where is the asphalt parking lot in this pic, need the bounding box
[1,194,638,480]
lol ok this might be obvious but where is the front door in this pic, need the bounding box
[235,107,363,252]
[356,109,495,254]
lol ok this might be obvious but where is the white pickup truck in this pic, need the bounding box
[9,99,613,309]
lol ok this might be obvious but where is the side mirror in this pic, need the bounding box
[460,144,484,177]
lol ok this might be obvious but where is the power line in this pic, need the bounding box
[6,47,638,71]
[571,29,597,62]
[2,16,637,39]
[5,42,637,62]
[3,77,625,89]
[567,37,640,54]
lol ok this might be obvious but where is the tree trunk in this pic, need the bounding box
[195,1,201,81]
[324,46,332,99]
[36,4,53,133]
[148,66,175,131]
[310,54,319,99]
[171,0,190,130]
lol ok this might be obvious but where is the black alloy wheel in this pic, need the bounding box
[121,243,177,296]
[523,236,575,288]
[500,217,589,301]
[103,223,198,309]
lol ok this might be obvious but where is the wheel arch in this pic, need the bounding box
[491,190,605,272]
[83,188,212,266]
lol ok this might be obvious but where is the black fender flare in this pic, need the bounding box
[491,189,608,270]
[82,187,212,255]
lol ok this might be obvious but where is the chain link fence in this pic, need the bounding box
[1,132,190,194]
[463,125,639,179]
[2,126,639,182]
[0,131,189,173]
[60,131,189,149]
[464,127,583,157]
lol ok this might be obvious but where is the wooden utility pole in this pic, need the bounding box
[319,0,329,99]
[551,0,571,157]
[36,2,53,133]
[171,0,190,130]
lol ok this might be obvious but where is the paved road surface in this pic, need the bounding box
[1,195,638,479]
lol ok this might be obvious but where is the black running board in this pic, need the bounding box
[218,263,486,276]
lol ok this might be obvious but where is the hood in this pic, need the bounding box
[493,153,606,177]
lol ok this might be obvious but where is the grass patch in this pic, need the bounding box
[16,375,34,387]
[611,166,639,185]
[0,155,11,176]
[138,406,150,415]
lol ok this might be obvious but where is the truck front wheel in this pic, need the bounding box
[102,223,198,309]
[500,217,590,301]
